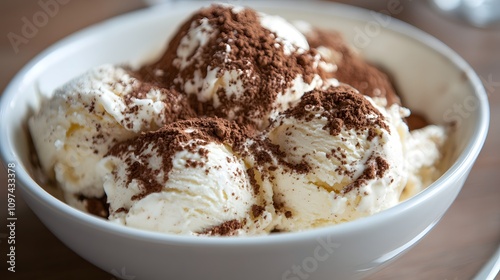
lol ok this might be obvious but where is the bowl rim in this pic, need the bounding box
[0,0,490,247]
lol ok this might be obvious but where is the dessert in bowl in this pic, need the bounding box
[0,1,489,279]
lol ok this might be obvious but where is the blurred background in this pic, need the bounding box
[0,1,499,279]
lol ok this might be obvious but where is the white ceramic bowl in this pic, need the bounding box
[0,1,489,279]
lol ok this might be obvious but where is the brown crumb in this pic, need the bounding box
[200,219,245,236]
[252,204,265,218]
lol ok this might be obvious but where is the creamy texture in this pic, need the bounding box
[400,125,447,201]
[140,5,335,130]
[29,64,194,211]
[100,119,275,236]
[263,85,407,230]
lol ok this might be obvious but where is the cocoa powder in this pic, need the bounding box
[284,84,390,136]
[200,219,245,236]
[106,118,249,201]
[140,5,329,129]
[305,28,400,106]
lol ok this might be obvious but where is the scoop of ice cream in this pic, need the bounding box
[29,64,195,213]
[140,4,335,130]
[400,124,447,200]
[262,84,407,231]
[100,118,275,236]
[295,23,400,106]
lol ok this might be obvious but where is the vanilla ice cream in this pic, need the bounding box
[400,125,447,200]
[140,5,335,130]
[100,118,275,236]
[263,84,408,231]
[29,64,195,214]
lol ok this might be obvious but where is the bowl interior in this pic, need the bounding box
[0,1,488,238]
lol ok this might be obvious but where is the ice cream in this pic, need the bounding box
[29,4,447,235]
[29,64,195,215]
[254,84,407,231]
[140,4,336,131]
[100,118,275,235]
[400,125,447,201]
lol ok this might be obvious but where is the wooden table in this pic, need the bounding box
[0,1,498,279]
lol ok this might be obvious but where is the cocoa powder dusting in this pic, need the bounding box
[247,168,260,195]
[262,139,311,174]
[110,69,196,129]
[200,219,245,236]
[305,28,400,106]
[251,204,265,218]
[343,156,389,193]
[139,5,329,129]
[77,72,198,171]
[285,84,390,136]
[106,118,249,201]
